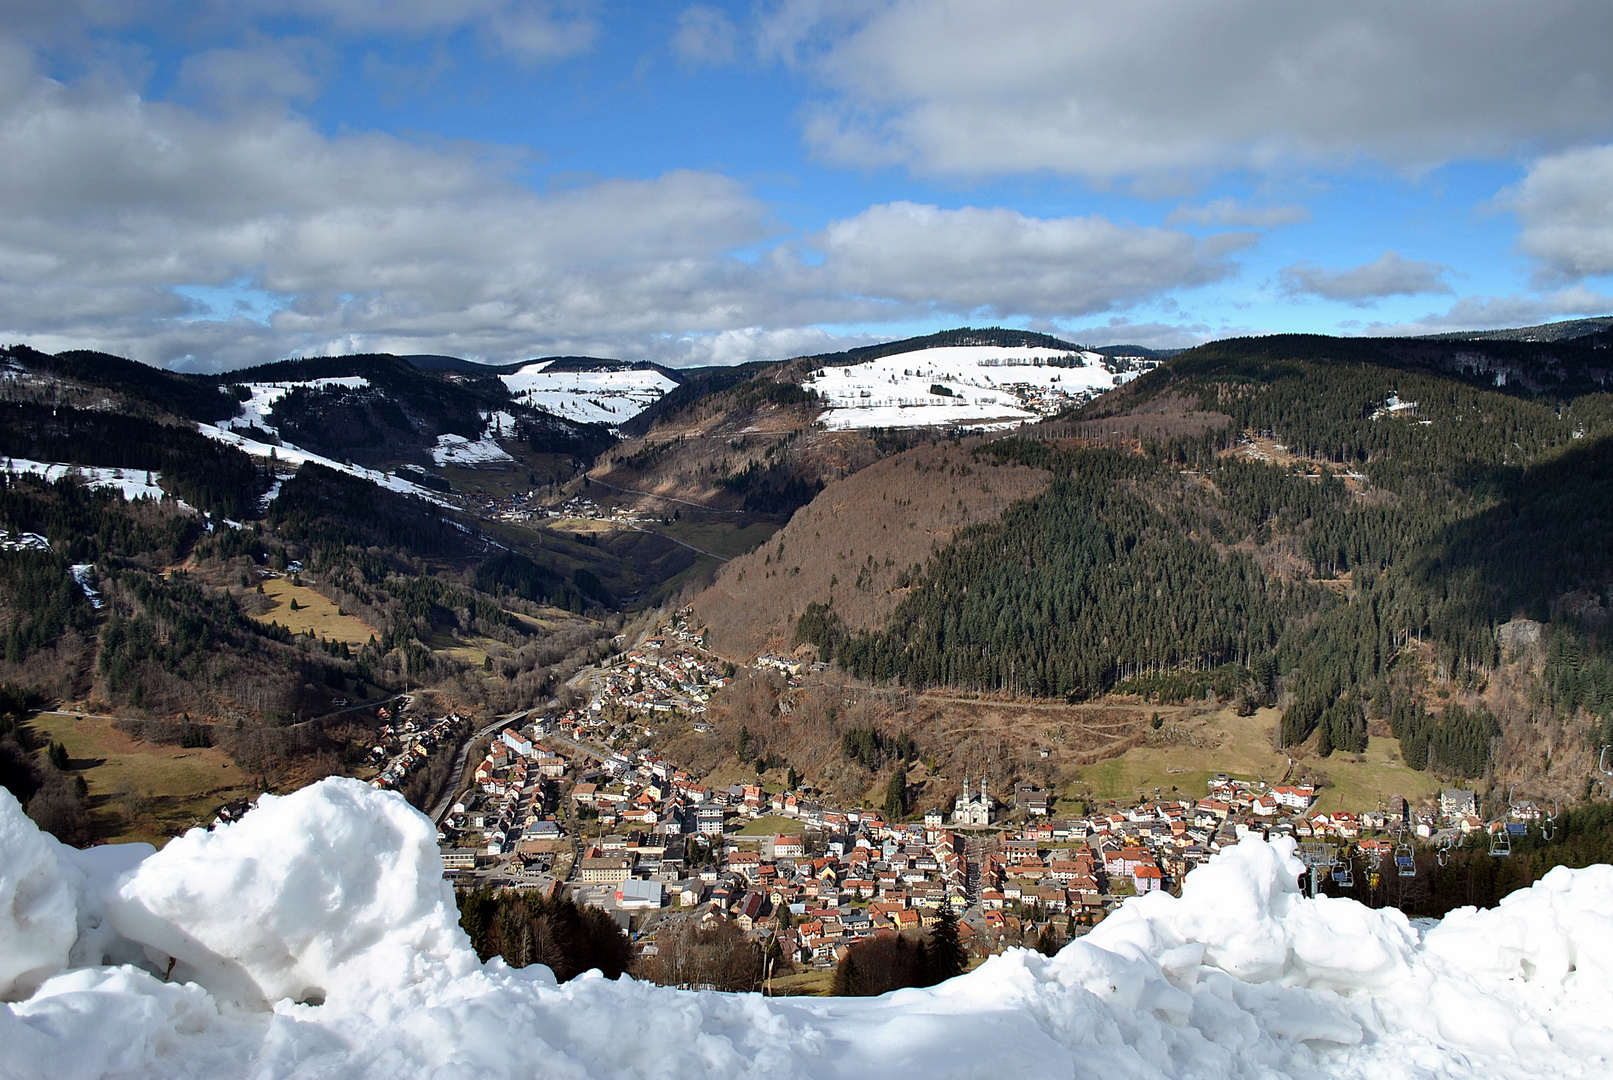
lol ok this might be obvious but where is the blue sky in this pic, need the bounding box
[3,1,1612,369]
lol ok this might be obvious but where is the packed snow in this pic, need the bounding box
[806,346,1157,430]
[501,362,677,425]
[3,782,1610,1080]
[1,458,166,502]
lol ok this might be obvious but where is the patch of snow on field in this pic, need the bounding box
[1,458,167,501]
[501,362,677,425]
[3,780,1611,1080]
[808,345,1157,430]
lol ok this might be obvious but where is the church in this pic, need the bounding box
[953,775,993,826]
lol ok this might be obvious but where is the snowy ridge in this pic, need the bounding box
[805,345,1158,430]
[500,362,677,425]
[1,458,166,502]
[3,780,1610,1080]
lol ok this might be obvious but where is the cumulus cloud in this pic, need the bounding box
[1507,144,1613,282]
[672,5,739,66]
[809,202,1246,319]
[763,0,1613,181]
[1280,251,1452,304]
[0,67,1238,369]
[1166,198,1310,228]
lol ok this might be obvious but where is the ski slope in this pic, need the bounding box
[501,362,677,425]
[3,779,1611,1080]
[805,345,1157,430]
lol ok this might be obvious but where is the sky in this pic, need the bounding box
[2,1,1613,370]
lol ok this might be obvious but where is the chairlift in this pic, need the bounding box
[1332,864,1354,888]
[1437,834,1455,867]
[1600,746,1613,777]
[1489,826,1511,858]
[1540,800,1558,842]
[1395,839,1415,877]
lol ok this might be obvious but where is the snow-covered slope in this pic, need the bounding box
[501,362,677,425]
[217,377,369,435]
[1,458,167,502]
[4,781,1610,1080]
[805,345,1158,430]
[197,423,448,504]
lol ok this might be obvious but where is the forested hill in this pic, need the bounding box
[798,329,1613,789]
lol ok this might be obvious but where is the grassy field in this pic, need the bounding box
[736,814,799,836]
[250,577,377,645]
[1070,707,1443,812]
[29,711,255,846]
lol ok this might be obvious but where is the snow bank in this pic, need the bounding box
[0,789,78,1001]
[3,779,1611,1080]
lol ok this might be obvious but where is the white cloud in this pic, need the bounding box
[0,68,1242,369]
[672,5,739,66]
[1507,144,1613,282]
[175,40,332,108]
[230,0,598,59]
[1280,251,1452,303]
[763,0,1613,181]
[1166,198,1310,228]
[809,201,1245,319]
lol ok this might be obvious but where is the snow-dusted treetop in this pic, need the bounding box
[2,780,1610,1080]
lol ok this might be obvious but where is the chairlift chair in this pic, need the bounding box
[1489,826,1511,858]
[1332,864,1354,888]
[1437,835,1454,867]
[1541,800,1558,842]
[1600,746,1613,777]
[1395,841,1415,877]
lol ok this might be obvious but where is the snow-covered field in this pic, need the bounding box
[501,362,677,425]
[805,346,1156,430]
[4,780,1610,1080]
[1,458,166,501]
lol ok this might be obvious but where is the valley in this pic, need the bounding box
[4,322,1613,879]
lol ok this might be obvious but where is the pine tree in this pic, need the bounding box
[925,906,967,982]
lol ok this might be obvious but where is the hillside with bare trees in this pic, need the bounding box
[690,439,1052,660]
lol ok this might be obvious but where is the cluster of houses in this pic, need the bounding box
[580,611,729,722]
[366,712,465,793]
[439,724,571,866]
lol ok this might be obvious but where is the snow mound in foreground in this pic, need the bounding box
[3,781,1611,1080]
